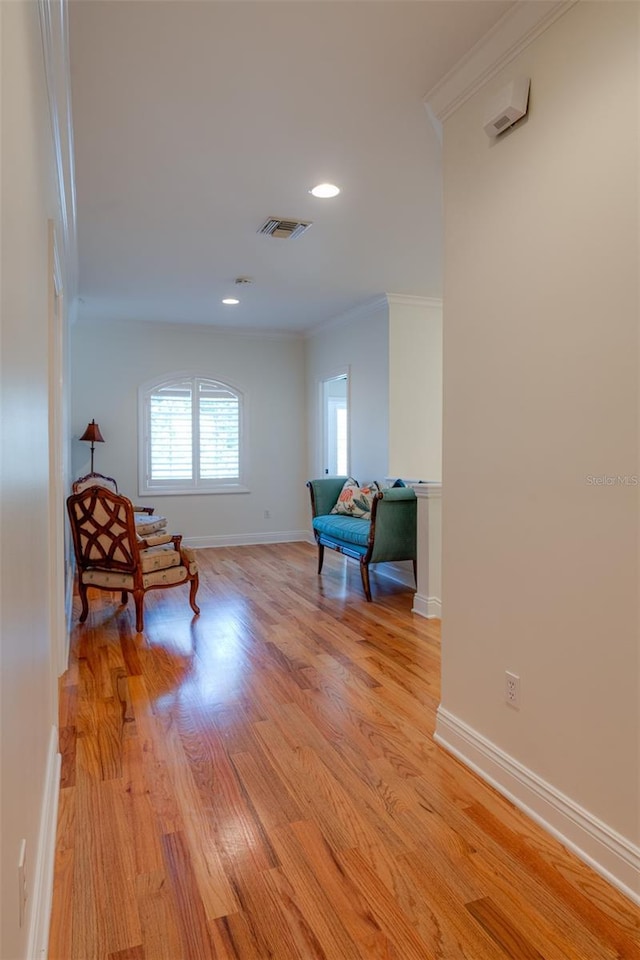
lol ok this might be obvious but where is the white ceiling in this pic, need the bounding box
[69,0,513,334]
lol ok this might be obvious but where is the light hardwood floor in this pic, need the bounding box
[49,543,639,959]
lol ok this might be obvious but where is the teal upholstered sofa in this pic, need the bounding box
[307,477,417,601]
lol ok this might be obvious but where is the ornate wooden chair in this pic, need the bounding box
[67,484,200,632]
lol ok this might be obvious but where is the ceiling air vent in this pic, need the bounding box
[258,217,312,240]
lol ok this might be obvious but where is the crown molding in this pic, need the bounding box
[424,0,577,125]
[307,292,443,339]
[75,315,304,341]
[306,294,389,339]
[386,294,443,310]
[411,482,442,499]
[39,0,78,301]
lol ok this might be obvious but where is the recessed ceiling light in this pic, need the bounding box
[310,183,340,199]
[222,298,239,305]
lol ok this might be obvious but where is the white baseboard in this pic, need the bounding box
[63,555,75,672]
[184,530,310,549]
[65,556,74,628]
[435,708,640,906]
[412,592,442,619]
[376,560,415,589]
[27,725,61,959]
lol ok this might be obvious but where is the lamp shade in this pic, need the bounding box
[79,420,105,444]
[79,420,105,473]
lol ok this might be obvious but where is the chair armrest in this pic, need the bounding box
[178,542,198,573]
[376,488,417,504]
[369,488,417,562]
[307,477,348,517]
[137,532,175,548]
[132,504,155,515]
[137,532,194,572]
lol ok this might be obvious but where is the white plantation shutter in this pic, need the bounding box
[142,376,244,493]
[149,381,193,480]
[199,382,239,480]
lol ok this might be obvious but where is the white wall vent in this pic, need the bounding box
[258,218,312,240]
[483,77,530,138]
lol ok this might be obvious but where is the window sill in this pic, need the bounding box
[139,485,251,497]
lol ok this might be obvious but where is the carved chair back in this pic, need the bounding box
[72,472,119,495]
[67,485,140,576]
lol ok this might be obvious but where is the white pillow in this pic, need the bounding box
[330,478,379,518]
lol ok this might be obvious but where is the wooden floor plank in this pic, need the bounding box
[268,823,366,960]
[50,543,640,960]
[337,846,440,960]
[160,831,217,960]
[289,818,409,958]
[119,736,165,876]
[107,947,145,960]
[47,788,74,960]
[135,871,185,960]
[466,898,546,960]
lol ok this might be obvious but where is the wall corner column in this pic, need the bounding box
[411,482,442,619]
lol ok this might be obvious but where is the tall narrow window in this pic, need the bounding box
[140,376,246,494]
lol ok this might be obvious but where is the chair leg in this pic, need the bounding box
[412,558,417,587]
[317,543,325,574]
[121,591,128,605]
[78,581,89,623]
[134,590,145,633]
[189,574,200,616]
[360,562,372,602]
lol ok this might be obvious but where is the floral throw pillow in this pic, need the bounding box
[330,478,379,518]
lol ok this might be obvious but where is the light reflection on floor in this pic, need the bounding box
[146,596,254,708]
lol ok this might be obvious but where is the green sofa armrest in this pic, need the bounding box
[307,477,348,518]
[369,487,417,563]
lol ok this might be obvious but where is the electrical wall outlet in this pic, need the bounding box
[18,839,27,927]
[505,671,520,709]
[263,509,271,519]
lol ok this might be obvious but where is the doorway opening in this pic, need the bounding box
[321,373,349,476]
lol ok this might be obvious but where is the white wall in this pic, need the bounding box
[71,320,308,543]
[305,300,390,483]
[439,0,639,891]
[388,296,442,482]
[1,3,60,956]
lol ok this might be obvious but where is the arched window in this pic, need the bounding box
[139,375,247,494]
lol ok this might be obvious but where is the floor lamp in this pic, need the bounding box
[79,419,105,473]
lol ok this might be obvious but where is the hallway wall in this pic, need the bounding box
[0,3,60,956]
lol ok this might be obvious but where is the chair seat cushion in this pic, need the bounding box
[142,566,190,588]
[139,543,181,574]
[313,514,371,548]
[81,564,190,590]
[82,569,133,589]
[134,514,168,536]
